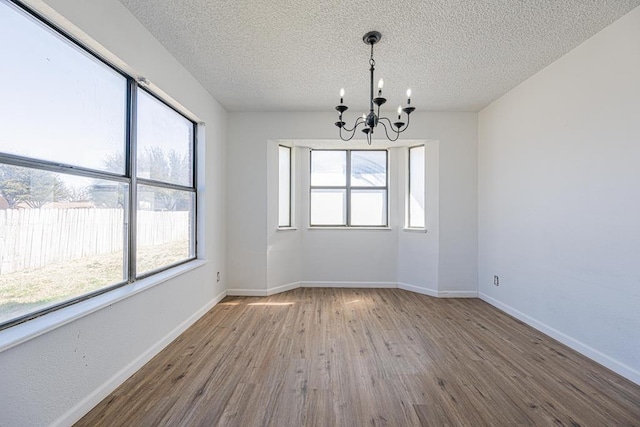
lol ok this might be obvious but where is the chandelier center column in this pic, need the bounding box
[369,45,375,117]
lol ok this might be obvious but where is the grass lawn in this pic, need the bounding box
[0,240,189,325]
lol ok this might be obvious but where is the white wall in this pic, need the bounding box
[396,141,440,293]
[0,0,227,425]
[299,144,399,285]
[401,113,478,296]
[227,112,477,295]
[478,6,640,384]
[266,142,302,292]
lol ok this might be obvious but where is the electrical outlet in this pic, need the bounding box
[217,272,221,283]
[493,275,499,286]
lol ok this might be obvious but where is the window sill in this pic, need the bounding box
[308,226,392,231]
[0,259,207,354]
[403,227,428,233]
[277,227,298,232]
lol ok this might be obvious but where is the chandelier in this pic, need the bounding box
[335,31,415,145]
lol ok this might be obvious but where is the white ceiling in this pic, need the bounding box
[117,0,640,113]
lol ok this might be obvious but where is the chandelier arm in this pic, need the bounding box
[338,124,358,141]
[339,117,367,141]
[378,118,401,142]
[341,116,365,133]
[397,112,412,133]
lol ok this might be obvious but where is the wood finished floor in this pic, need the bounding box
[76,288,640,426]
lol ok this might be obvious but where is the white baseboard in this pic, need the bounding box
[301,281,397,288]
[228,282,397,297]
[267,282,301,295]
[397,283,476,298]
[438,290,478,298]
[230,282,475,298]
[479,293,640,386]
[397,282,438,297]
[227,288,268,296]
[227,282,300,297]
[52,290,228,427]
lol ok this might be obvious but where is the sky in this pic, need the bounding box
[0,1,191,191]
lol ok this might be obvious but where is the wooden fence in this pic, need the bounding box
[0,208,190,274]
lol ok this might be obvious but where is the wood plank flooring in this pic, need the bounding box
[76,288,640,426]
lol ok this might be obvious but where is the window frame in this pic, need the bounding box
[0,0,198,330]
[407,144,426,229]
[132,87,198,279]
[309,149,389,228]
[277,145,292,228]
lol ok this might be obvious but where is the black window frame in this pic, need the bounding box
[407,144,426,229]
[0,0,198,330]
[309,149,389,228]
[277,145,292,228]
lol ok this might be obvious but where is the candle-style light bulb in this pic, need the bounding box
[397,105,402,120]
[406,88,412,105]
[340,88,345,104]
[362,113,367,125]
[377,78,384,96]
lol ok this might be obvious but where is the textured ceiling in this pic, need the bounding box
[117,0,640,112]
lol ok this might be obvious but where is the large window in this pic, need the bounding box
[0,0,196,329]
[408,145,425,228]
[310,150,387,227]
[135,91,196,275]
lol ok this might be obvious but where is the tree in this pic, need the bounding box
[138,146,190,185]
[102,152,125,174]
[89,183,124,208]
[136,147,191,211]
[92,147,192,211]
[84,152,125,208]
[67,187,90,203]
[0,165,69,208]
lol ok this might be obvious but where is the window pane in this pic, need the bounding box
[409,146,425,228]
[278,146,291,227]
[311,151,346,186]
[0,1,127,174]
[310,189,346,225]
[137,91,193,186]
[0,164,127,325]
[351,151,387,187]
[351,189,387,226]
[137,185,194,275]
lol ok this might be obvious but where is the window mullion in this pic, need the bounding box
[127,80,138,282]
[136,178,195,192]
[0,153,129,182]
